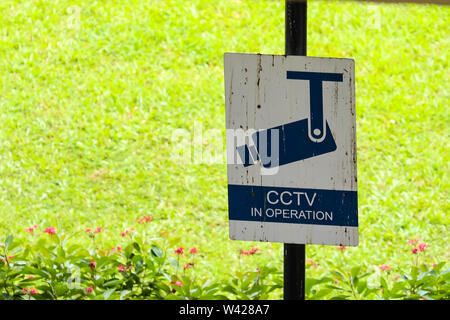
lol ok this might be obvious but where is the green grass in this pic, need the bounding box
[0,0,448,299]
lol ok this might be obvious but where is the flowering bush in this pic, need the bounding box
[0,229,448,300]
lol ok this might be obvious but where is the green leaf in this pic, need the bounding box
[351,266,361,278]
[103,289,116,300]
[150,245,164,258]
[5,235,14,250]
[103,279,123,287]
[312,288,332,299]
[132,242,141,252]
[357,280,368,295]
[329,295,350,300]
[168,257,179,269]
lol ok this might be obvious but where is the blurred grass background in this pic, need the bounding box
[0,0,448,298]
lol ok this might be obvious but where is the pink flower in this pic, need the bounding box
[240,249,249,255]
[44,227,56,235]
[408,238,420,246]
[418,243,429,252]
[393,275,400,280]
[189,247,198,254]
[29,288,38,295]
[89,261,97,270]
[85,228,92,233]
[21,288,28,293]
[137,216,153,224]
[110,246,122,253]
[249,247,259,255]
[121,228,134,237]
[171,281,182,287]
[25,225,38,232]
[7,255,14,260]
[86,286,94,294]
[183,262,194,270]
[174,247,184,255]
[411,248,418,254]
[94,227,102,233]
[118,265,132,272]
[27,275,35,279]
[161,231,167,236]
[432,263,438,268]
[379,265,391,271]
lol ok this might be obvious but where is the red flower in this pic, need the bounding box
[337,245,346,251]
[174,247,184,255]
[118,265,132,272]
[121,228,134,237]
[44,227,56,235]
[86,286,94,294]
[25,225,38,232]
[411,248,418,254]
[379,265,391,271]
[27,275,35,279]
[110,246,122,253]
[240,249,249,255]
[94,227,102,233]
[7,255,14,260]
[89,261,97,270]
[21,288,28,293]
[418,243,429,252]
[189,247,198,254]
[171,281,182,287]
[137,216,153,224]
[183,262,194,270]
[85,228,92,233]
[249,247,259,255]
[29,288,38,295]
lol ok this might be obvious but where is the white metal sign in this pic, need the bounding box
[224,53,358,246]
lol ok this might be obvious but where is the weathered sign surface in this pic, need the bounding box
[224,53,358,246]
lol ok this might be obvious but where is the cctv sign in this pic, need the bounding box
[224,53,358,246]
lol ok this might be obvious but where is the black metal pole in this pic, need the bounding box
[284,0,306,300]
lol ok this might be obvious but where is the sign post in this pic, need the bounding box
[224,0,358,300]
[284,0,307,300]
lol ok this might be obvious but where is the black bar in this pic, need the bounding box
[285,0,307,56]
[284,0,307,301]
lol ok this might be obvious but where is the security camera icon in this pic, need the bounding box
[237,71,343,169]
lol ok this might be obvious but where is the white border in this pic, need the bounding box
[229,220,358,246]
